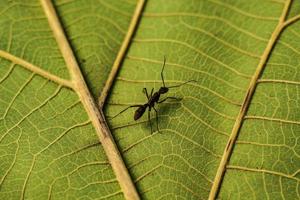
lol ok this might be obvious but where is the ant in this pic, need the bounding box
[110,56,195,133]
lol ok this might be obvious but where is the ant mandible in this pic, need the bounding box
[110,56,195,133]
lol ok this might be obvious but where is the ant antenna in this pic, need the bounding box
[161,56,166,87]
[168,80,197,88]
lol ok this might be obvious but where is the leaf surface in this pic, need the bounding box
[0,0,300,200]
[0,0,136,199]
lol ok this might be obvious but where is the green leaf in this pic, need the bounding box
[53,0,136,98]
[1,0,300,200]
[0,0,136,199]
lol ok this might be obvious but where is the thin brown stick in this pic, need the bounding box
[98,0,146,107]
[40,0,140,199]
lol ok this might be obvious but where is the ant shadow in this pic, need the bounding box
[143,98,183,133]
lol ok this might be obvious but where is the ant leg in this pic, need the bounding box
[110,105,142,119]
[158,97,182,103]
[161,56,166,87]
[143,88,149,100]
[148,108,152,134]
[150,88,154,98]
[153,107,160,133]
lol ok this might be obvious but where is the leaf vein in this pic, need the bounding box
[208,0,279,21]
[0,50,74,89]
[227,165,300,182]
[0,86,62,143]
[180,20,261,58]
[133,38,252,79]
[144,12,268,42]
[127,55,246,91]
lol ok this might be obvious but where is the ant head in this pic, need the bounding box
[159,87,169,94]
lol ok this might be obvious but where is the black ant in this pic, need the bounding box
[110,56,195,133]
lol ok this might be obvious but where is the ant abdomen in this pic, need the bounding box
[134,104,147,120]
